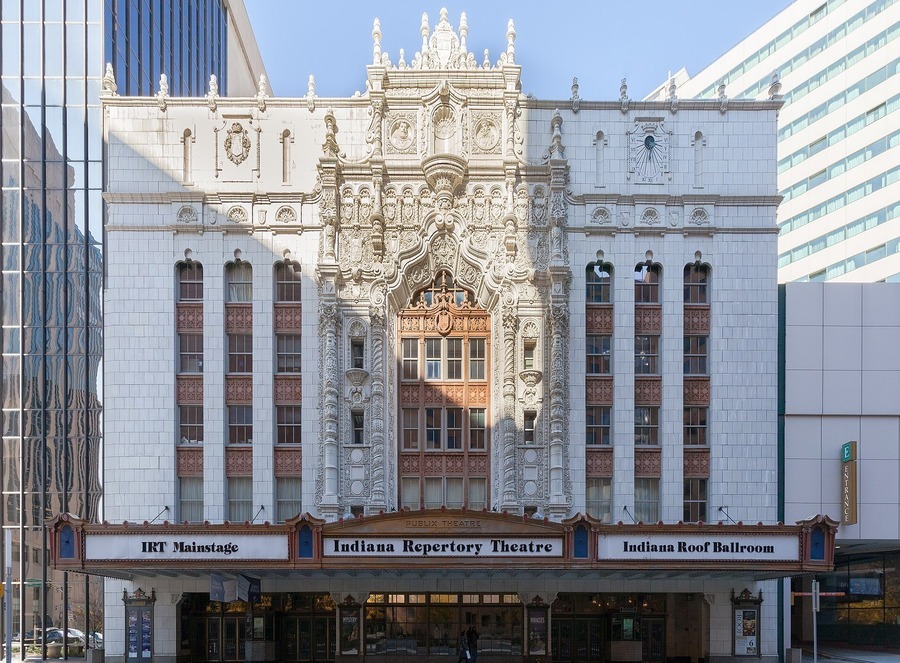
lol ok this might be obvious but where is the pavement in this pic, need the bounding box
[808,645,900,663]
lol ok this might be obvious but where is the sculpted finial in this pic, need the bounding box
[548,109,564,159]
[420,13,430,52]
[459,12,468,51]
[156,73,169,111]
[668,75,678,114]
[398,48,407,69]
[372,18,382,65]
[571,77,580,114]
[256,74,269,111]
[207,74,219,112]
[506,19,516,64]
[619,78,629,114]
[101,62,117,96]
[307,75,316,112]
[718,78,728,114]
[483,49,491,69]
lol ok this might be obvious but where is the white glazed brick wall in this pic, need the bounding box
[784,282,900,540]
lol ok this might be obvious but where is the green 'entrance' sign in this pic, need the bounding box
[841,441,856,463]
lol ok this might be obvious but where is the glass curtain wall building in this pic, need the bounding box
[647,0,900,283]
[0,0,264,649]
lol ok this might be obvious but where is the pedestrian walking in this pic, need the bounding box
[457,630,470,662]
[467,625,479,663]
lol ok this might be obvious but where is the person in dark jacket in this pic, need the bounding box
[457,630,470,662]
[466,626,480,663]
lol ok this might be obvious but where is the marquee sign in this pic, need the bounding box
[598,533,799,562]
[86,534,289,561]
[324,536,563,558]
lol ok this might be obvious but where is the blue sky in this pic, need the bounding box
[244,0,794,100]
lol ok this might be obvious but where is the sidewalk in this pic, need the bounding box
[811,645,900,663]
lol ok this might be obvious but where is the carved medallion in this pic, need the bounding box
[177,206,198,224]
[388,117,416,153]
[224,122,251,165]
[473,118,500,152]
[227,206,248,224]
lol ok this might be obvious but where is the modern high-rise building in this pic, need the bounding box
[0,0,267,649]
[647,0,900,283]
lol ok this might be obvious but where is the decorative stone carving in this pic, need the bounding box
[274,376,302,404]
[227,206,248,224]
[226,448,253,476]
[472,115,501,154]
[634,448,661,478]
[387,114,417,154]
[585,377,613,405]
[225,376,253,404]
[176,303,203,332]
[177,206,198,224]
[586,448,613,476]
[274,304,303,332]
[684,377,711,405]
[634,306,662,334]
[634,377,662,405]
[176,376,203,404]
[689,208,710,225]
[684,448,710,478]
[640,208,660,225]
[684,307,711,335]
[224,122,251,165]
[177,448,203,476]
[275,206,297,223]
[225,304,253,333]
[585,306,612,334]
[274,448,302,476]
[590,207,611,224]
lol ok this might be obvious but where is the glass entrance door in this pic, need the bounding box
[551,617,604,662]
[283,616,335,662]
[642,618,665,663]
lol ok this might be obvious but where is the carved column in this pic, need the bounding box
[501,304,519,509]
[548,299,569,517]
[318,300,341,517]
[367,306,387,512]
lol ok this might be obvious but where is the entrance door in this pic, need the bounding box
[284,616,336,662]
[641,618,665,663]
[222,617,245,662]
[551,617,604,662]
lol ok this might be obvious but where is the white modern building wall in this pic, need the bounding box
[648,0,900,284]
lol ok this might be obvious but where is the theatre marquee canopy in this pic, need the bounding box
[50,511,838,580]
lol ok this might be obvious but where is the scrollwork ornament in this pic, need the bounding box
[223,122,251,165]
[275,206,297,224]
[177,206,198,224]
[591,207,611,224]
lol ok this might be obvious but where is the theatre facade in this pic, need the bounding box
[79,8,837,663]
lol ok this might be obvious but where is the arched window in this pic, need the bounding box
[684,263,710,304]
[226,262,252,302]
[177,262,203,301]
[634,263,661,304]
[275,261,302,303]
[586,262,613,304]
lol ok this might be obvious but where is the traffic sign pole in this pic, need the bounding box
[5,529,11,663]
[811,579,819,663]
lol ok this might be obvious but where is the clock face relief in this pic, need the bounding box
[629,121,669,183]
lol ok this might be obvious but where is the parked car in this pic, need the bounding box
[89,632,103,648]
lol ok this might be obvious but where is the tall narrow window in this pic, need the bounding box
[227,477,253,522]
[425,408,441,450]
[402,338,419,380]
[634,478,660,523]
[634,335,659,374]
[179,405,203,444]
[178,333,203,373]
[634,407,659,446]
[401,477,420,510]
[586,262,612,303]
[447,339,463,379]
[586,478,612,521]
[446,408,463,450]
[178,262,203,301]
[523,340,536,370]
[276,477,302,523]
[634,263,660,304]
[683,264,709,304]
[586,335,611,374]
[228,333,253,373]
[425,338,442,379]
[179,477,203,523]
[469,408,486,450]
[226,262,252,302]
[684,407,708,446]
[352,411,365,445]
[523,412,537,444]
[468,478,487,511]
[683,478,708,522]
[276,405,302,444]
[275,261,302,302]
[468,338,486,380]
[586,406,611,445]
[228,405,253,444]
[402,409,419,450]
[445,478,464,509]
[424,478,443,509]
[684,336,708,375]
[276,334,302,373]
[350,339,365,369]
